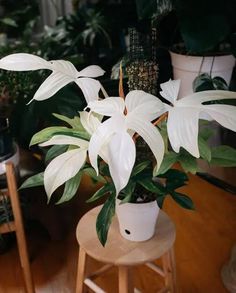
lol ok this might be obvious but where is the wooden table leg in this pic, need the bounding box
[118,266,133,293]
[76,247,88,293]
[162,247,177,293]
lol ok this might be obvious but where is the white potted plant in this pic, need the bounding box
[135,0,236,97]
[0,53,236,246]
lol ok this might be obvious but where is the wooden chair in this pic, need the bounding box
[0,162,35,293]
[76,205,177,293]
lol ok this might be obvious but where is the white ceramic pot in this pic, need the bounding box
[170,51,235,98]
[116,199,160,242]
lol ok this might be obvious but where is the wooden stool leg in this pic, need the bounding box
[6,163,35,293]
[162,247,177,293]
[76,247,88,293]
[118,266,133,293]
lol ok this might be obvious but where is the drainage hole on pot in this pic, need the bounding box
[125,229,131,235]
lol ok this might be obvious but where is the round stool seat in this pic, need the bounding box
[76,205,176,266]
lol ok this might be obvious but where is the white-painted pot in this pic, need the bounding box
[170,51,235,98]
[116,199,160,242]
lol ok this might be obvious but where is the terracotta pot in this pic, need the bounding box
[170,51,235,98]
[116,199,160,242]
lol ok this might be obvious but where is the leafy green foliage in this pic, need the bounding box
[210,145,236,167]
[193,73,228,92]
[96,193,116,246]
[82,168,106,184]
[45,145,68,163]
[56,172,82,204]
[19,172,44,190]
[30,126,90,146]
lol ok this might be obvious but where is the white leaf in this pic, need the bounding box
[77,65,105,77]
[160,79,180,104]
[0,53,49,71]
[177,90,236,106]
[88,115,125,174]
[75,78,102,103]
[32,72,74,101]
[108,132,136,195]
[40,135,89,148]
[80,111,101,135]
[88,97,125,116]
[44,148,87,197]
[49,60,79,77]
[203,104,236,132]
[125,90,165,121]
[127,117,165,171]
[167,107,200,157]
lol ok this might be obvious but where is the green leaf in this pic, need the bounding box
[212,76,228,90]
[156,152,179,175]
[1,18,18,27]
[45,145,68,163]
[120,181,136,203]
[96,194,116,246]
[171,192,195,210]
[86,183,114,203]
[83,168,106,183]
[178,151,198,174]
[210,145,236,167]
[53,113,87,131]
[30,126,89,146]
[131,160,151,176]
[198,137,211,162]
[19,172,44,190]
[193,73,214,92]
[161,169,188,191]
[156,195,166,208]
[137,178,165,195]
[199,125,215,141]
[56,172,82,204]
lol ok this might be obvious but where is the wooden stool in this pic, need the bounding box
[76,205,176,293]
[0,162,35,293]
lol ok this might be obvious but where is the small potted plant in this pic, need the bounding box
[0,53,236,246]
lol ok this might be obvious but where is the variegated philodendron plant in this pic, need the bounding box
[1,53,236,245]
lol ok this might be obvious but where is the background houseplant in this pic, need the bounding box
[0,53,236,246]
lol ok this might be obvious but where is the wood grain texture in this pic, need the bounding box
[0,173,235,292]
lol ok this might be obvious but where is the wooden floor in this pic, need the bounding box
[0,173,235,293]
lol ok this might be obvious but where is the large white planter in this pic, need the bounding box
[116,199,160,242]
[170,51,235,98]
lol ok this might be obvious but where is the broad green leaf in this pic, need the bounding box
[86,183,113,203]
[19,172,44,190]
[120,181,136,203]
[171,192,195,210]
[83,167,106,183]
[156,152,179,175]
[159,169,188,181]
[45,145,68,163]
[53,113,86,131]
[131,160,151,176]
[137,178,165,195]
[56,172,82,204]
[1,18,18,27]
[199,125,215,141]
[96,194,116,246]
[210,145,236,167]
[30,126,89,146]
[178,151,198,174]
[198,137,211,162]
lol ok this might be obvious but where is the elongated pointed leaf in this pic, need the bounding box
[86,183,113,203]
[156,152,179,175]
[107,131,136,195]
[171,192,195,210]
[96,193,116,246]
[56,172,82,204]
[53,113,85,131]
[210,145,236,167]
[19,172,44,190]
[30,126,89,146]
[198,137,211,162]
[75,78,102,103]
[0,53,49,71]
[45,145,68,163]
[131,160,151,176]
[77,65,105,77]
[45,148,87,198]
[88,97,125,116]
[40,135,89,148]
[83,167,106,183]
